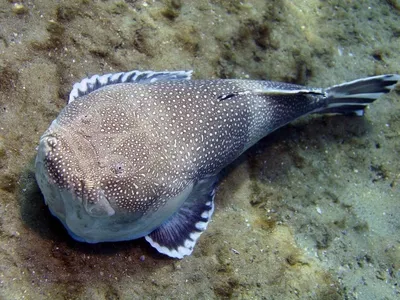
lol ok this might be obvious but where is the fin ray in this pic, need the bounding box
[69,70,193,103]
[316,74,400,115]
[145,177,217,259]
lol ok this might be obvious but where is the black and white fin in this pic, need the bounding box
[69,70,193,103]
[145,176,217,259]
[316,74,400,116]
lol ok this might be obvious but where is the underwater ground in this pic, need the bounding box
[0,0,399,299]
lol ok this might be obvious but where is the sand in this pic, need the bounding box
[0,0,399,299]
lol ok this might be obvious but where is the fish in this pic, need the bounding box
[35,70,399,258]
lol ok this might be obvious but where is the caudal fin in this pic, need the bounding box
[317,74,400,116]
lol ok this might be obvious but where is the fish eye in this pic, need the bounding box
[112,162,125,175]
[80,114,92,124]
[45,136,58,149]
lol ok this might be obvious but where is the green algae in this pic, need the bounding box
[161,0,182,20]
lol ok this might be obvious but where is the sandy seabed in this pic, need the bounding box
[0,0,399,299]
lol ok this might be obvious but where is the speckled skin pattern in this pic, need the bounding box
[35,79,323,243]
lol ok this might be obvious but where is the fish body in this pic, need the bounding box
[35,70,399,258]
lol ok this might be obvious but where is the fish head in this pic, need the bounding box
[35,95,185,243]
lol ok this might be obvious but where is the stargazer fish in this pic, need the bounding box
[35,70,399,258]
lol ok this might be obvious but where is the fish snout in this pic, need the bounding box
[38,134,74,188]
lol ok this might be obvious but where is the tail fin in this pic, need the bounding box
[317,74,399,116]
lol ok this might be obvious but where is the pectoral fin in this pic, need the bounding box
[145,176,217,259]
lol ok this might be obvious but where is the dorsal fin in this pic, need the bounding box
[253,88,325,96]
[217,88,326,101]
[68,70,193,103]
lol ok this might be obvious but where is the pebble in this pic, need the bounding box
[12,3,27,15]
